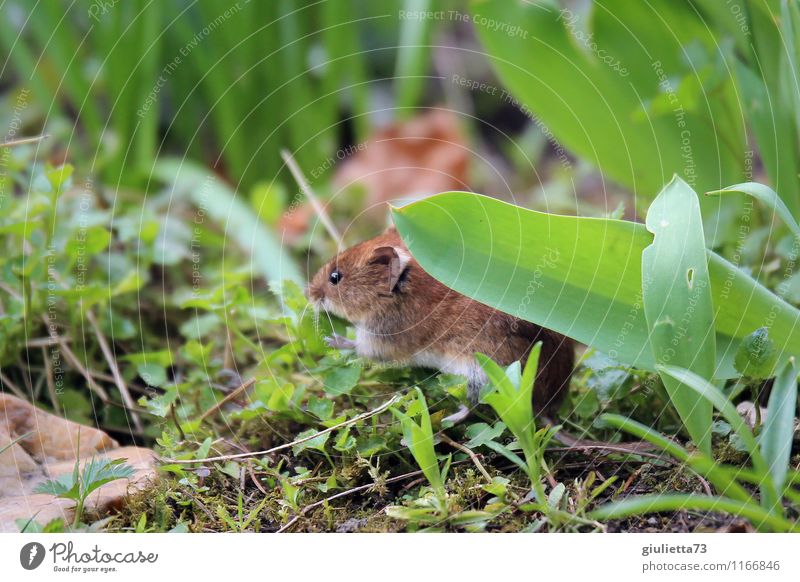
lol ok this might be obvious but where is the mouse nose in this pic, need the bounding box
[306,282,322,303]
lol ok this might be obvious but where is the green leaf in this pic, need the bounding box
[306,396,334,421]
[34,472,79,500]
[45,164,74,192]
[66,226,111,257]
[80,457,135,498]
[547,482,566,510]
[292,429,330,455]
[391,190,800,378]
[391,388,444,495]
[137,363,167,388]
[322,362,362,396]
[394,0,433,115]
[138,386,178,418]
[642,176,714,454]
[760,358,799,491]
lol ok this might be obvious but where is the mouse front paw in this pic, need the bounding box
[442,404,471,426]
[325,334,356,350]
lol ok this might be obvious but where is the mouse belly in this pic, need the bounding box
[353,329,486,395]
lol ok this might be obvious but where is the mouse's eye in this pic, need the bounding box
[328,270,342,285]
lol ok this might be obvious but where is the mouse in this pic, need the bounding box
[306,226,574,423]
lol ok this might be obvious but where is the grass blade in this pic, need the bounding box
[590,493,796,532]
[658,364,780,508]
[599,413,752,503]
[395,0,433,115]
[706,182,800,238]
[760,358,799,491]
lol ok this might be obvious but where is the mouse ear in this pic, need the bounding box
[371,246,411,292]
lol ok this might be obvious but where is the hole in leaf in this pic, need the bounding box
[686,268,694,289]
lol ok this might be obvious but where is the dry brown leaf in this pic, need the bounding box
[278,109,470,242]
[0,394,156,531]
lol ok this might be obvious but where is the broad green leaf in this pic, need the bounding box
[153,159,303,285]
[306,396,334,421]
[471,0,745,197]
[391,190,800,378]
[760,358,799,491]
[138,385,178,418]
[65,226,111,257]
[642,177,714,453]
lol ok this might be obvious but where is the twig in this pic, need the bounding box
[281,149,343,247]
[27,336,70,348]
[170,404,185,441]
[438,432,492,483]
[1,134,49,147]
[0,370,27,399]
[43,323,110,402]
[164,394,402,464]
[86,309,142,432]
[199,377,256,422]
[248,463,268,496]
[697,474,713,496]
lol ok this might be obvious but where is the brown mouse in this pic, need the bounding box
[307,227,574,423]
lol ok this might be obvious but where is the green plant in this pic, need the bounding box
[392,178,800,531]
[391,387,451,500]
[472,0,800,219]
[216,492,270,533]
[591,359,798,532]
[34,456,135,528]
[475,343,553,499]
[476,348,603,530]
[387,387,452,526]
[0,1,435,191]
